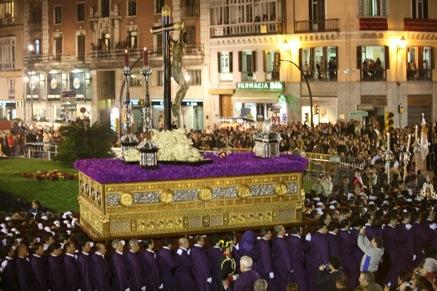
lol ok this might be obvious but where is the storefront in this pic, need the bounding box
[301,96,337,125]
[231,82,289,125]
[0,101,15,120]
[151,100,204,131]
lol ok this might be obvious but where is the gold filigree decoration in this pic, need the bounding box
[160,190,173,204]
[237,186,251,198]
[120,193,133,206]
[161,5,171,16]
[274,183,288,196]
[199,188,212,201]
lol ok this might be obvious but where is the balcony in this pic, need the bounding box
[360,68,386,81]
[404,18,437,32]
[302,69,338,82]
[294,19,339,33]
[407,69,432,81]
[211,22,282,38]
[359,18,388,31]
[0,15,15,26]
[181,5,200,18]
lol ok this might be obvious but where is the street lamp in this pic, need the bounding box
[280,59,314,127]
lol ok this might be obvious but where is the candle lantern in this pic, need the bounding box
[138,140,159,168]
[253,121,282,158]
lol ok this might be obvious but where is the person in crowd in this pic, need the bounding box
[272,225,292,291]
[383,212,406,287]
[253,228,275,290]
[64,241,81,291]
[358,272,383,291]
[207,235,223,291]
[111,239,130,291]
[253,278,268,291]
[315,256,343,291]
[157,238,176,291]
[77,239,94,291]
[190,235,212,291]
[335,272,350,291]
[30,242,48,291]
[306,221,330,291]
[174,237,195,290]
[15,243,36,290]
[357,227,384,273]
[91,242,112,291]
[232,256,260,291]
[47,242,66,291]
[126,239,146,291]
[286,226,307,291]
[141,239,161,291]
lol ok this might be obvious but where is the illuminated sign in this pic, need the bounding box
[236,82,285,91]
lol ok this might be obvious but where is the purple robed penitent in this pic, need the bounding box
[174,249,195,291]
[1,258,19,291]
[74,153,308,183]
[16,257,36,291]
[338,229,358,289]
[77,252,93,291]
[286,235,307,291]
[91,253,112,291]
[383,225,406,287]
[64,254,81,291]
[253,239,275,290]
[326,232,340,259]
[47,255,66,291]
[157,247,176,291]
[126,251,145,291]
[111,252,130,291]
[233,269,261,291]
[272,236,292,291]
[141,250,161,291]
[190,245,211,291]
[30,255,48,291]
[305,232,329,291]
[207,246,222,291]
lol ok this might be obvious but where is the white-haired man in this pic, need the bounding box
[232,256,261,291]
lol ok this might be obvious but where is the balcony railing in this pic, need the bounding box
[294,19,339,33]
[359,17,388,30]
[181,5,200,18]
[0,63,15,70]
[301,69,338,82]
[360,68,386,81]
[407,69,432,81]
[211,21,282,38]
[404,18,437,32]
[0,16,15,26]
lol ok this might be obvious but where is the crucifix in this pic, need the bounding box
[151,5,184,130]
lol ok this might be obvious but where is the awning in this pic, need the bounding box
[208,89,235,95]
[231,90,281,104]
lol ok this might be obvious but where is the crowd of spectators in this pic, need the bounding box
[0,122,61,157]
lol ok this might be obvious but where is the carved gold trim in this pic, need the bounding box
[237,185,251,198]
[274,183,287,196]
[120,193,133,206]
[160,190,173,204]
[199,188,212,201]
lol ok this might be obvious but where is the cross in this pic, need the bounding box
[151,5,184,131]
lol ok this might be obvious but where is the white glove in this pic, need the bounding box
[290,269,295,274]
[141,286,146,291]
[430,223,437,230]
[234,243,239,250]
[124,288,130,291]
[269,272,274,279]
[232,274,239,281]
[187,249,191,255]
[257,237,261,240]
[207,277,212,283]
[405,224,412,230]
[159,284,163,289]
[305,233,312,242]
[413,254,417,261]
[176,249,183,256]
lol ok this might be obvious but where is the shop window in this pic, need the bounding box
[76,3,85,22]
[412,0,428,19]
[128,0,136,16]
[155,0,165,13]
[357,45,389,81]
[218,51,233,81]
[407,46,433,81]
[54,6,62,24]
[239,50,256,82]
[359,0,388,17]
[300,46,338,81]
[263,51,280,81]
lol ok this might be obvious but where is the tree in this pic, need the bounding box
[55,121,116,166]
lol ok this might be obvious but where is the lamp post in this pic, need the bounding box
[280,59,314,127]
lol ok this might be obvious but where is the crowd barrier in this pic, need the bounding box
[25,142,58,160]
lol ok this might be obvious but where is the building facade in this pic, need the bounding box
[0,0,24,120]
[206,0,437,128]
[21,0,206,131]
